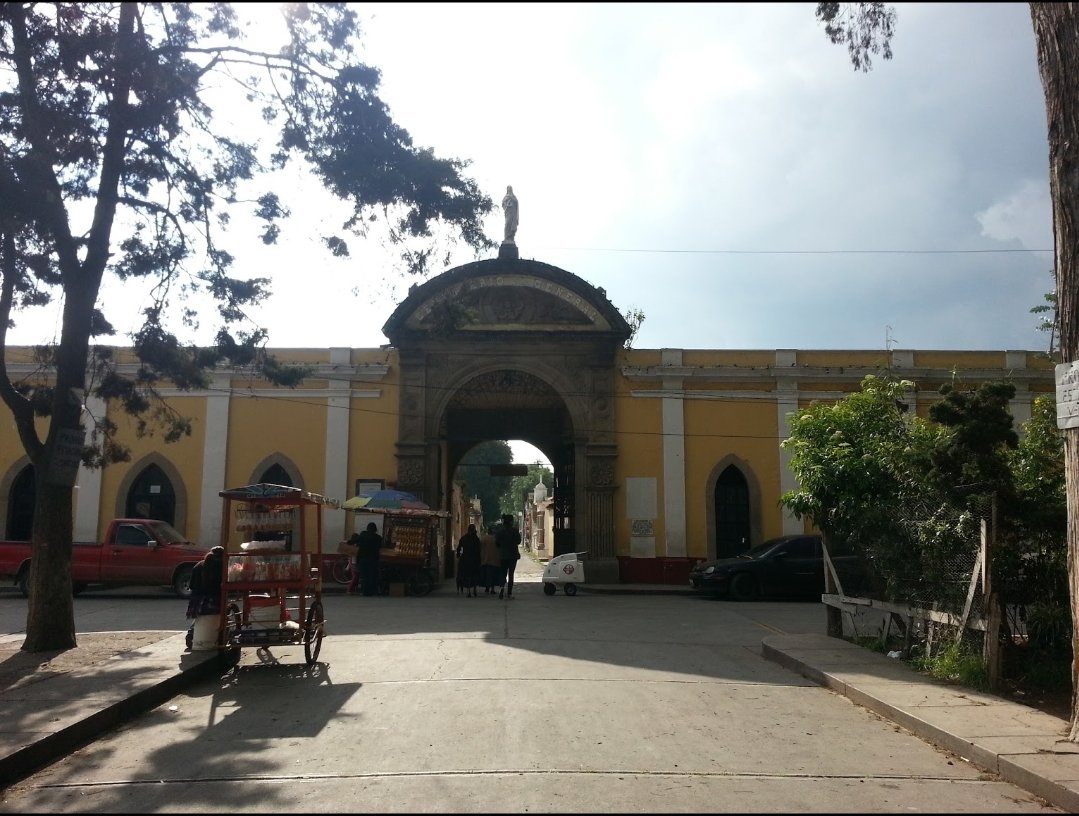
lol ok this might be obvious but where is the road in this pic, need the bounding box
[0,557,1060,813]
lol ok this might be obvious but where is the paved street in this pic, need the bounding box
[0,557,1059,813]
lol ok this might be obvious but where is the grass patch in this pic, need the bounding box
[910,641,989,691]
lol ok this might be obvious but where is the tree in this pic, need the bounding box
[622,306,645,349]
[457,441,513,528]
[816,1,1079,738]
[780,374,936,597]
[0,3,494,652]
[1030,273,1060,360]
[499,463,553,517]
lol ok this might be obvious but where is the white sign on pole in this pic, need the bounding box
[1055,362,1079,429]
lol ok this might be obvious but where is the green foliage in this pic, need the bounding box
[0,2,494,465]
[622,307,645,349]
[499,463,553,517]
[781,374,934,598]
[816,2,897,72]
[781,375,1061,614]
[458,441,513,528]
[1030,273,1060,361]
[910,640,990,691]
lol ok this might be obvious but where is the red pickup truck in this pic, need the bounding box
[0,518,210,599]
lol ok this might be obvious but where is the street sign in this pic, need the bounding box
[489,464,529,476]
[1056,362,1079,429]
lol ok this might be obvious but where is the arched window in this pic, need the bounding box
[714,465,751,559]
[7,464,35,540]
[125,463,176,525]
[259,463,293,487]
[253,461,296,550]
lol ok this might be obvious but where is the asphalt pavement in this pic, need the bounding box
[0,556,1077,811]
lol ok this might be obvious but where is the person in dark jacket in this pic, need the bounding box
[186,546,225,619]
[355,522,383,597]
[456,524,482,598]
[185,546,225,649]
[495,514,522,600]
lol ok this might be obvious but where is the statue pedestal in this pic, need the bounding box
[498,241,519,260]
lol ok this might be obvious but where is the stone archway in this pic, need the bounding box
[382,257,630,582]
[440,369,576,554]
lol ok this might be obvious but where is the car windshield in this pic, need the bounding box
[145,520,191,544]
[740,540,786,560]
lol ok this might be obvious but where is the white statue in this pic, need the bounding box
[502,185,519,243]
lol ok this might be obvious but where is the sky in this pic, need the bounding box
[5,4,1056,462]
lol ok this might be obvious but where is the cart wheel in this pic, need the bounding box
[331,558,351,585]
[220,603,242,668]
[564,583,578,596]
[407,568,434,597]
[543,582,556,596]
[304,600,325,665]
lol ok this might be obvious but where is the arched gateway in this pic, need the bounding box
[382,257,631,584]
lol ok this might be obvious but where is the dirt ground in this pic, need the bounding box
[0,630,178,691]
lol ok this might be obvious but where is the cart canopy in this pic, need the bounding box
[219,483,339,507]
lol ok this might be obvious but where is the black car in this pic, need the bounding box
[688,534,866,601]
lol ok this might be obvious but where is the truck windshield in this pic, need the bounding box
[145,520,191,544]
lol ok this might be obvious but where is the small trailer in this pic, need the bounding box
[542,551,587,596]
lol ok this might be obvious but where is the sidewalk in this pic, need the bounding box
[2,589,1078,811]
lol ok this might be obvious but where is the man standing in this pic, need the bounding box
[351,521,383,597]
[495,514,522,600]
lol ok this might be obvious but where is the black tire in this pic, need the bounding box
[304,601,325,665]
[407,569,434,597]
[543,582,556,596]
[17,569,29,599]
[729,572,758,602]
[331,558,351,585]
[564,583,578,596]
[173,566,194,599]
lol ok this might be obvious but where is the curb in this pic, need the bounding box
[761,637,1079,812]
[0,646,226,789]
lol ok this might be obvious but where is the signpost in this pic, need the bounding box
[1056,362,1079,430]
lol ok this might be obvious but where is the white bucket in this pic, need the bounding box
[192,614,220,651]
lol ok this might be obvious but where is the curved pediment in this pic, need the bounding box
[383,258,631,343]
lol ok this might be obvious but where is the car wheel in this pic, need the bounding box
[543,583,556,596]
[729,572,758,602]
[173,566,194,599]
[564,583,578,596]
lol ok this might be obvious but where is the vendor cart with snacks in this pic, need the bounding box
[338,494,448,596]
[215,483,338,665]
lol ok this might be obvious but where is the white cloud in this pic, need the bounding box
[976,179,1054,250]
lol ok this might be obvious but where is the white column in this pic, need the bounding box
[198,372,231,546]
[1006,351,1033,430]
[324,348,352,549]
[74,392,106,541]
[776,350,802,535]
[661,349,686,557]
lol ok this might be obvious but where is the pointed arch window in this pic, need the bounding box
[125,464,176,525]
[714,465,751,559]
[7,465,35,541]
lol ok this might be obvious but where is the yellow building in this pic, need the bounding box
[0,258,1055,585]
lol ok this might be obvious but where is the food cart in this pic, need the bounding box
[342,505,448,596]
[215,483,337,665]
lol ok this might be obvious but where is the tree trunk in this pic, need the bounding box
[23,475,77,651]
[1029,3,1079,741]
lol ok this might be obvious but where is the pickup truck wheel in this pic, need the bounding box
[173,566,194,599]
[17,570,29,599]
